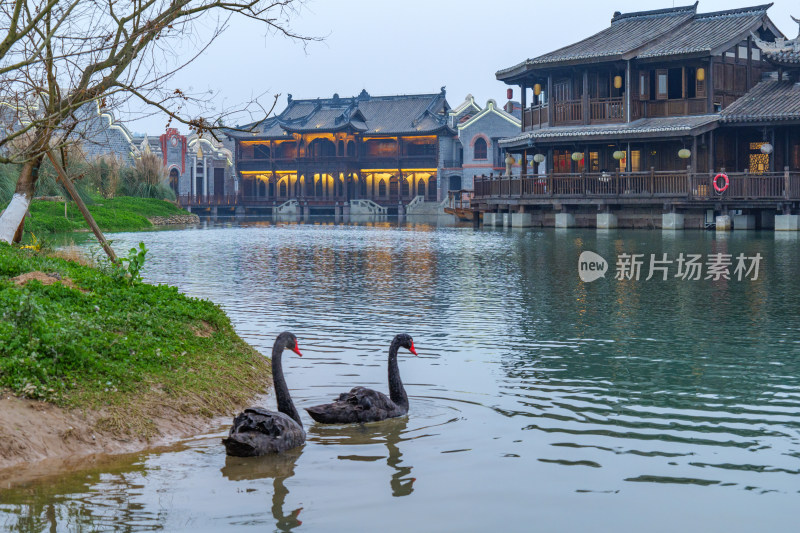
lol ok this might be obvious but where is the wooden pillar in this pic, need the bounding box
[520,148,528,178]
[746,36,753,91]
[547,75,554,125]
[786,127,791,170]
[770,128,776,173]
[681,66,687,100]
[625,60,632,123]
[707,58,715,113]
[584,147,590,174]
[521,84,527,130]
[582,70,590,125]
[692,135,698,173]
[708,131,715,172]
[626,143,632,173]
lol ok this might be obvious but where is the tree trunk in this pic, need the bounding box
[0,156,42,244]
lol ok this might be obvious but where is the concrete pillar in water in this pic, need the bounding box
[334,202,341,217]
[502,212,512,227]
[662,213,685,230]
[775,214,800,231]
[733,214,755,230]
[555,213,576,228]
[483,212,500,227]
[511,212,533,228]
[343,202,350,216]
[716,215,732,231]
[597,213,618,229]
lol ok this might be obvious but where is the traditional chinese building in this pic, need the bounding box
[477,3,800,230]
[444,95,523,192]
[223,89,453,215]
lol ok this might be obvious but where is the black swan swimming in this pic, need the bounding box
[305,334,417,424]
[223,331,306,456]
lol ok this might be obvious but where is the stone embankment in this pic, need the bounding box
[148,214,199,225]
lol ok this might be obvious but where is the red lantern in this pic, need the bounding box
[507,88,513,100]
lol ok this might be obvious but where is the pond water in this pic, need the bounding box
[2,219,800,532]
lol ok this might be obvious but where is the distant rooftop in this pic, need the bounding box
[228,89,452,139]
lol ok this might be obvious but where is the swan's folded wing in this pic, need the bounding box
[305,387,396,423]
[223,409,305,456]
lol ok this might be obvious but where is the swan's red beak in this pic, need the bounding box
[291,343,303,357]
[408,342,418,356]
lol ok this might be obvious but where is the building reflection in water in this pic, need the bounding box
[309,416,415,497]
[220,448,304,532]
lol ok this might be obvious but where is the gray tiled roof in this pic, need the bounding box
[496,4,697,78]
[228,90,451,139]
[720,80,800,122]
[499,115,719,146]
[763,47,800,65]
[497,3,775,80]
[637,5,771,58]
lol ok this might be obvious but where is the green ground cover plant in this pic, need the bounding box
[0,244,269,437]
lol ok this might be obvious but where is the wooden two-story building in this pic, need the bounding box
[479,3,800,230]
[224,89,454,215]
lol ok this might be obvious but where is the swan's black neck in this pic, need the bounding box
[388,337,408,408]
[272,340,302,427]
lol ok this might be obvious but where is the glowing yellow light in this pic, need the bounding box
[614,76,623,89]
[534,84,542,96]
[697,67,705,81]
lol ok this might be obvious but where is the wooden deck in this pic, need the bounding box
[473,170,800,208]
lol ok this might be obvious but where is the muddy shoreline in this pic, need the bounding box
[0,391,269,488]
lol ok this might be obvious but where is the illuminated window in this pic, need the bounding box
[630,150,641,172]
[749,142,769,175]
[279,181,286,197]
[417,180,425,197]
[474,138,488,160]
[378,180,387,197]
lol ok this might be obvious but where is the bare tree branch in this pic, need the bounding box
[0,0,320,243]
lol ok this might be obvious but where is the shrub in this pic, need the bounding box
[122,153,175,200]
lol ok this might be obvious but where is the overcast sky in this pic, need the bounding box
[125,0,800,135]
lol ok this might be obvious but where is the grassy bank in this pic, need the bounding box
[25,196,191,234]
[0,244,269,438]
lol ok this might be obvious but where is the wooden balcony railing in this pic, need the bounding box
[554,99,582,124]
[523,104,549,130]
[631,98,708,119]
[589,97,624,123]
[473,171,800,201]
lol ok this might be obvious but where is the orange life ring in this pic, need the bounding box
[713,173,729,193]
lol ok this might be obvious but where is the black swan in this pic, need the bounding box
[223,331,306,456]
[305,334,417,424]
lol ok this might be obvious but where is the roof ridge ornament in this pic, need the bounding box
[751,31,800,53]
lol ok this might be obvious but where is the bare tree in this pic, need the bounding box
[0,0,317,242]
